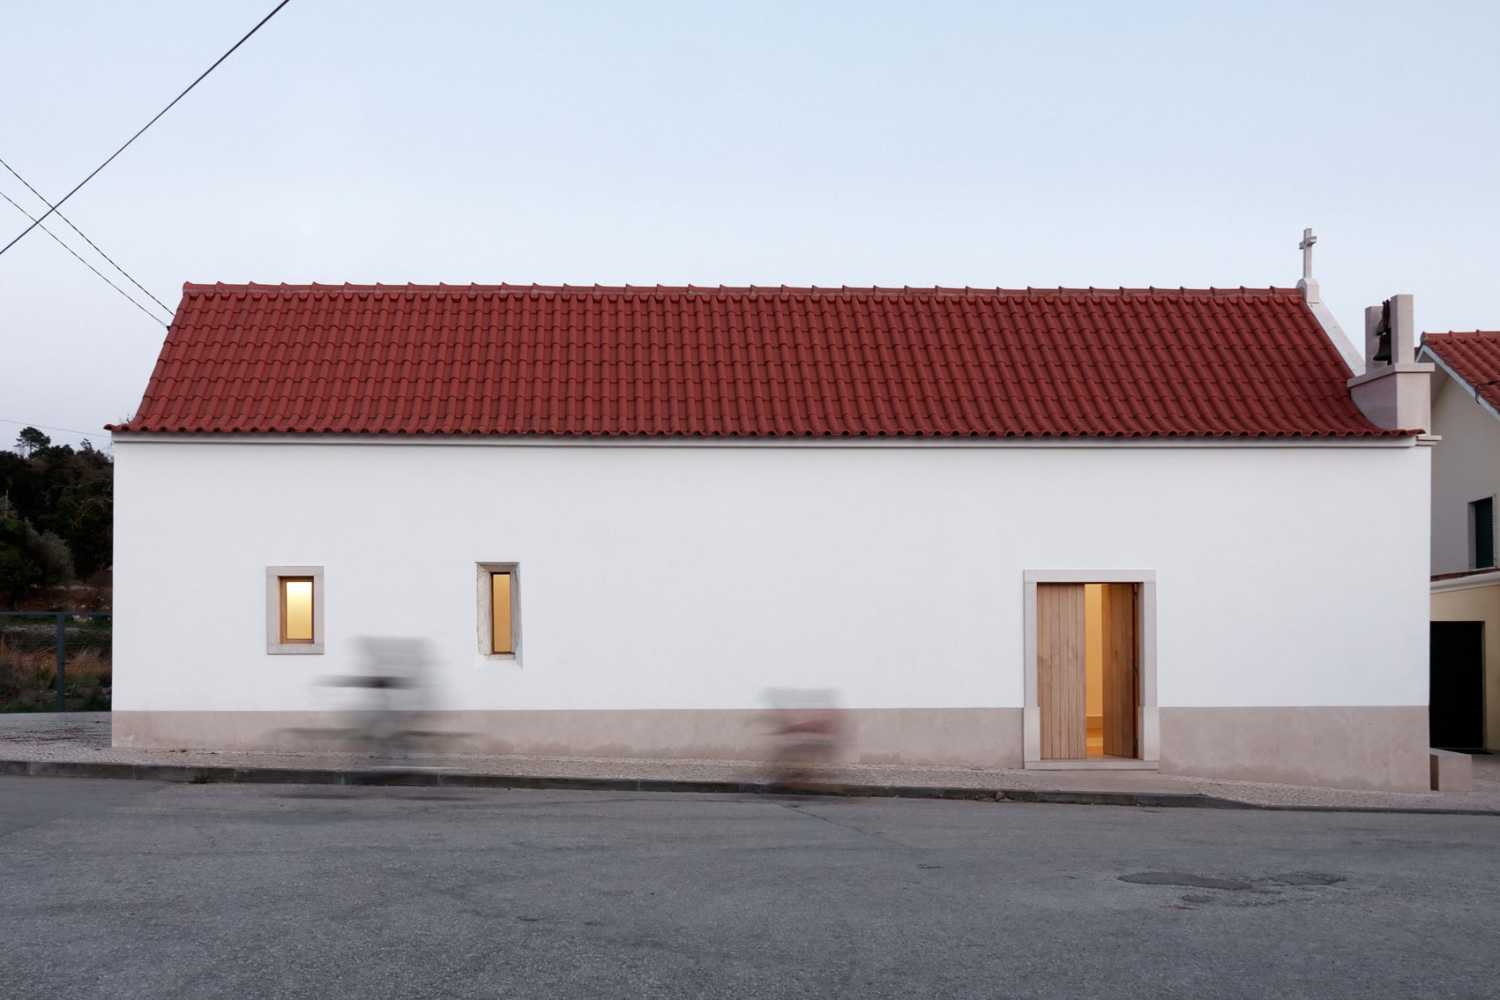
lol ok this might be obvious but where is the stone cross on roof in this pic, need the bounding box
[1300,227,1317,282]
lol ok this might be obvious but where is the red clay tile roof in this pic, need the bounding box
[109,282,1397,439]
[1421,331,1500,415]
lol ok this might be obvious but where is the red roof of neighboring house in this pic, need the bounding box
[109,282,1397,439]
[1421,331,1500,414]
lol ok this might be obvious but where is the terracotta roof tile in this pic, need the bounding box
[109,282,1393,439]
[1421,331,1500,414]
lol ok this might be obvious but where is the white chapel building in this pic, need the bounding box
[109,259,1436,789]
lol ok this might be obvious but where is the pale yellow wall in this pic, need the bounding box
[1431,582,1500,751]
[1429,366,1500,574]
[1084,583,1103,717]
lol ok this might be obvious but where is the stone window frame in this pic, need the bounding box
[266,565,325,655]
[476,562,521,663]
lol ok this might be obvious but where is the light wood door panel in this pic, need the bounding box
[1037,583,1086,760]
[1102,583,1138,758]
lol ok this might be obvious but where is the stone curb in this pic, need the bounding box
[4,757,1497,814]
[0,757,1243,807]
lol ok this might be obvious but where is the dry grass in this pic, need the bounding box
[0,634,111,711]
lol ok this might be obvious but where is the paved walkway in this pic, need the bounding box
[3,712,1497,813]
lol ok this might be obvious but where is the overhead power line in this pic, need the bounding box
[0,187,169,327]
[0,0,294,259]
[0,417,105,439]
[0,155,174,315]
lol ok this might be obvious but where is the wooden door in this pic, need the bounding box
[1037,583,1086,759]
[1101,583,1138,758]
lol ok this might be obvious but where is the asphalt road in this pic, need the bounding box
[1,777,1497,1000]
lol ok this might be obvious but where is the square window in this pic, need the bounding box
[267,566,324,654]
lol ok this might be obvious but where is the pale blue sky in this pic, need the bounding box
[3,1,1497,448]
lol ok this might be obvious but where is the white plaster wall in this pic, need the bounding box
[112,440,1430,714]
[1429,369,1500,574]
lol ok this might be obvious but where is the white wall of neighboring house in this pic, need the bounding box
[1426,358,1500,752]
[111,438,1432,788]
[1429,366,1500,574]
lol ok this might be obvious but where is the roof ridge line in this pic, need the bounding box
[177,282,1304,297]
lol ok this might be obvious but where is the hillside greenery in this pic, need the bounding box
[0,427,112,605]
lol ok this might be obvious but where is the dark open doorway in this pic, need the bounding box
[1430,621,1484,750]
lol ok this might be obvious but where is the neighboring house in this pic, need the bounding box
[109,276,1435,790]
[1418,331,1500,752]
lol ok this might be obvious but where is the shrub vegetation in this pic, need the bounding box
[0,427,112,604]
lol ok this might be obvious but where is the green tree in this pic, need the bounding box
[14,426,50,457]
[0,432,112,601]
[0,496,73,602]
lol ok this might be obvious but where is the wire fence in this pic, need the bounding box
[0,611,111,712]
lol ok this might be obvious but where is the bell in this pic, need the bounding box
[1373,300,1393,364]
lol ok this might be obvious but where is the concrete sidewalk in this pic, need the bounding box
[3,712,1498,814]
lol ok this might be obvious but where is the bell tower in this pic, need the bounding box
[1347,293,1433,432]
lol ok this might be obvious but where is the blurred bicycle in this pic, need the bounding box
[761,688,847,791]
[289,637,466,765]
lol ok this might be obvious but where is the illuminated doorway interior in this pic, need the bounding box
[1084,584,1136,758]
[1037,581,1139,761]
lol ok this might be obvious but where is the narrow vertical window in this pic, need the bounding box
[477,563,519,659]
[491,571,514,654]
[280,577,315,643]
[1472,498,1495,570]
